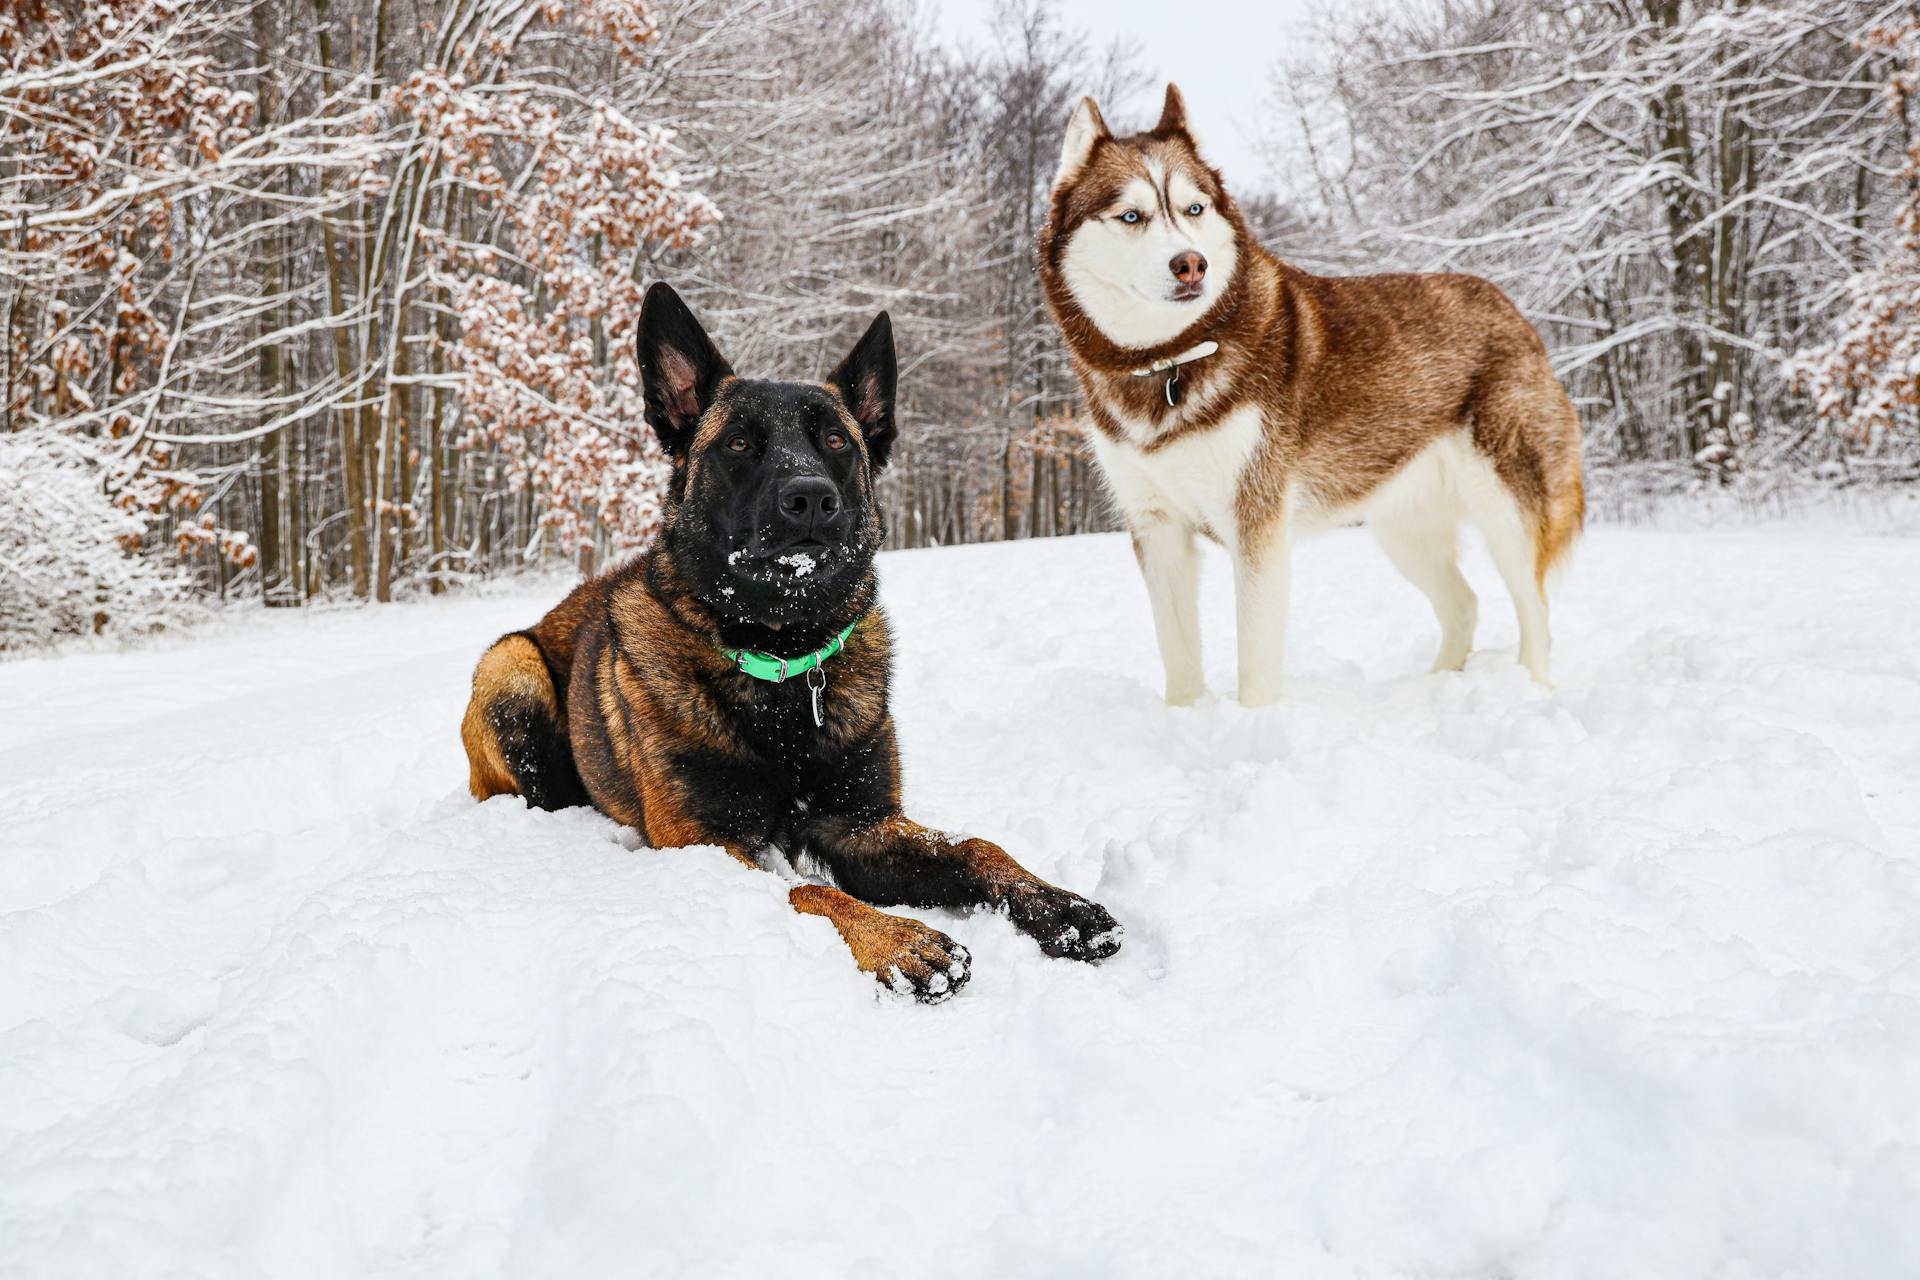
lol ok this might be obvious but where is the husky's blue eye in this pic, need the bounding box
[1120,210,1141,224]
[1186,202,1205,216]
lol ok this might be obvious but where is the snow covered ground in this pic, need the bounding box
[4,527,1920,1277]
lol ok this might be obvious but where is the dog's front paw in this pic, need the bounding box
[863,914,972,1004]
[1007,887,1124,962]
[793,886,973,1004]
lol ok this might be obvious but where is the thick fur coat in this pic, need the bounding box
[1040,86,1585,703]
[461,284,1122,1001]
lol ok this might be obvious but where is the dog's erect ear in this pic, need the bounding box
[1155,83,1189,136]
[636,281,733,457]
[1156,83,1210,158]
[828,312,897,471]
[1056,96,1110,184]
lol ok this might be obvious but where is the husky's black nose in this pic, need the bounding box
[1170,250,1208,285]
[776,475,842,537]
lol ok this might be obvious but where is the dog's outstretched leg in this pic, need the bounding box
[789,884,972,1003]
[651,824,971,1006]
[802,815,1123,962]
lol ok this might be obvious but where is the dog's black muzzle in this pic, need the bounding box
[741,464,855,560]
[773,475,848,546]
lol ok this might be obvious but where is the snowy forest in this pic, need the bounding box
[2,0,1916,646]
[8,6,1920,1268]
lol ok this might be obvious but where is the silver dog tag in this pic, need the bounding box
[807,666,827,728]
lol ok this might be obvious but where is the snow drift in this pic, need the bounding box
[3,528,1918,1276]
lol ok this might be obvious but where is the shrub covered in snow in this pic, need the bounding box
[0,430,196,651]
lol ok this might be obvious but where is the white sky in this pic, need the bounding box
[934,0,1329,190]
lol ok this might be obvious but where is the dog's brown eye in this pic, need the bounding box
[727,434,749,453]
[824,430,848,452]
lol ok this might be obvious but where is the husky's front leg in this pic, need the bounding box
[1234,525,1290,707]
[1131,518,1204,706]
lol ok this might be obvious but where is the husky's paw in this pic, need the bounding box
[868,917,972,1004]
[1008,887,1124,962]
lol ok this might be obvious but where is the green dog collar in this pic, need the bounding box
[720,618,860,684]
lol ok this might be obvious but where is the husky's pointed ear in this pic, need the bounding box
[828,311,898,471]
[1156,83,1190,136]
[1057,96,1110,183]
[636,281,733,458]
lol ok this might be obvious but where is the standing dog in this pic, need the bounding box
[460,283,1121,1002]
[1040,85,1585,706]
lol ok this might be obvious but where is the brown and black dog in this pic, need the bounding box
[460,282,1122,1001]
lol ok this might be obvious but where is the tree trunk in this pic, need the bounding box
[428,309,449,594]
[310,0,370,598]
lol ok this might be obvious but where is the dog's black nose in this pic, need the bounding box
[1170,250,1207,284]
[776,476,841,533]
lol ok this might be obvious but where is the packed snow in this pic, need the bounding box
[4,528,1920,1276]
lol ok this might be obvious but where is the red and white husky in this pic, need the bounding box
[1040,85,1585,706]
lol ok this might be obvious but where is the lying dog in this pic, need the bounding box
[459,282,1122,1001]
[1041,85,1585,704]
